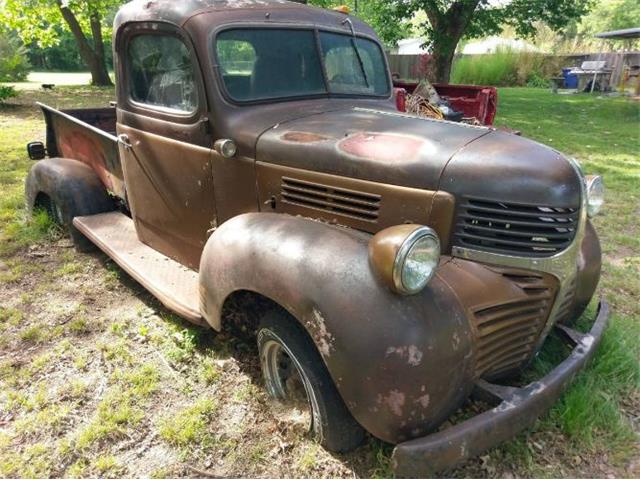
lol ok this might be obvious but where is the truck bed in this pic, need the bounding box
[38,103,126,201]
[393,81,498,126]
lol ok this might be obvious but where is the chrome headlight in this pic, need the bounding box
[586,175,604,217]
[369,225,440,295]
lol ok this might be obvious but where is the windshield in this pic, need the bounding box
[215,28,390,102]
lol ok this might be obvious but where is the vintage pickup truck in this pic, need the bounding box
[25,0,608,475]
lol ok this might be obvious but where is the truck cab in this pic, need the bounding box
[25,0,608,475]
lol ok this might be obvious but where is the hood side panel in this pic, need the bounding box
[256,109,488,191]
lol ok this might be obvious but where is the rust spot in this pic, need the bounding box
[338,132,425,162]
[311,308,334,358]
[379,389,405,417]
[282,131,330,143]
[386,345,423,366]
[415,394,430,408]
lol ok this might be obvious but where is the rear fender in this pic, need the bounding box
[25,157,114,227]
[199,213,475,443]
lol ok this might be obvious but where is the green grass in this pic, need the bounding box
[75,365,160,450]
[451,49,560,87]
[158,398,218,447]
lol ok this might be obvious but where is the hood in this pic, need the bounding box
[256,107,489,191]
[257,107,582,209]
[440,129,582,209]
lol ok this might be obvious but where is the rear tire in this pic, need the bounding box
[257,310,365,453]
[35,193,95,253]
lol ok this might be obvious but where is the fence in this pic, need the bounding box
[387,51,640,86]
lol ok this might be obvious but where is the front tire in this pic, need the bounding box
[257,311,365,453]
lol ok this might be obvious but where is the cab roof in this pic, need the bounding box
[114,0,376,37]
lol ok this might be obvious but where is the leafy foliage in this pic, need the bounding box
[382,0,593,82]
[28,30,113,72]
[0,33,31,82]
[308,0,412,46]
[578,0,640,37]
[0,86,18,104]
[0,0,120,85]
[0,0,120,49]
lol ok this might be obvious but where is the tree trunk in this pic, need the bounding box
[56,1,113,86]
[429,31,462,83]
[89,12,112,86]
[424,0,481,83]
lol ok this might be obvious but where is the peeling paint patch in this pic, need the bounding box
[452,331,460,351]
[311,308,335,358]
[494,400,517,412]
[581,334,594,349]
[529,382,546,396]
[386,345,423,366]
[379,390,405,417]
[415,394,430,408]
[282,131,330,143]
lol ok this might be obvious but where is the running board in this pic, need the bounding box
[73,212,205,325]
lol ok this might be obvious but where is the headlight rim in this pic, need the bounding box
[392,226,440,295]
[585,174,604,218]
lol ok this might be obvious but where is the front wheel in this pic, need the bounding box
[257,311,365,453]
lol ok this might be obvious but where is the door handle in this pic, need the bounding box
[117,133,132,150]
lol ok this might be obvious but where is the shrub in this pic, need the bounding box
[0,85,18,103]
[451,47,556,87]
[0,32,30,82]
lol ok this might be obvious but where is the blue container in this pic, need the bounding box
[562,68,579,89]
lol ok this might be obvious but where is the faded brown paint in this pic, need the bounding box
[117,123,216,269]
[26,0,607,476]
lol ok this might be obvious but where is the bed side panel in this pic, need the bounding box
[41,105,125,201]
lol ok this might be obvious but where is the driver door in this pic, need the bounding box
[116,23,216,270]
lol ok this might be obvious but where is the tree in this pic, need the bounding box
[306,0,412,46]
[0,0,120,86]
[394,0,594,83]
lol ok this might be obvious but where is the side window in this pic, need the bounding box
[128,34,198,113]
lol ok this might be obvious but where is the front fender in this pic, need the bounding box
[199,213,475,443]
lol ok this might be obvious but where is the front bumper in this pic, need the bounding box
[392,300,609,477]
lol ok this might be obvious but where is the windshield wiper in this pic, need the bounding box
[341,18,370,88]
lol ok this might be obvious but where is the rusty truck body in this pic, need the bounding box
[25,0,608,475]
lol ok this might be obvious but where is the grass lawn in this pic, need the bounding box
[0,85,638,478]
[7,72,113,91]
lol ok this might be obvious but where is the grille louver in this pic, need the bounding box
[281,177,381,222]
[473,269,555,378]
[455,198,579,257]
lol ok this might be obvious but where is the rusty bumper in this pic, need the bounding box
[392,300,610,477]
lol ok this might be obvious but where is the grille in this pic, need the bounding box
[281,177,381,222]
[473,269,556,378]
[455,197,579,257]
